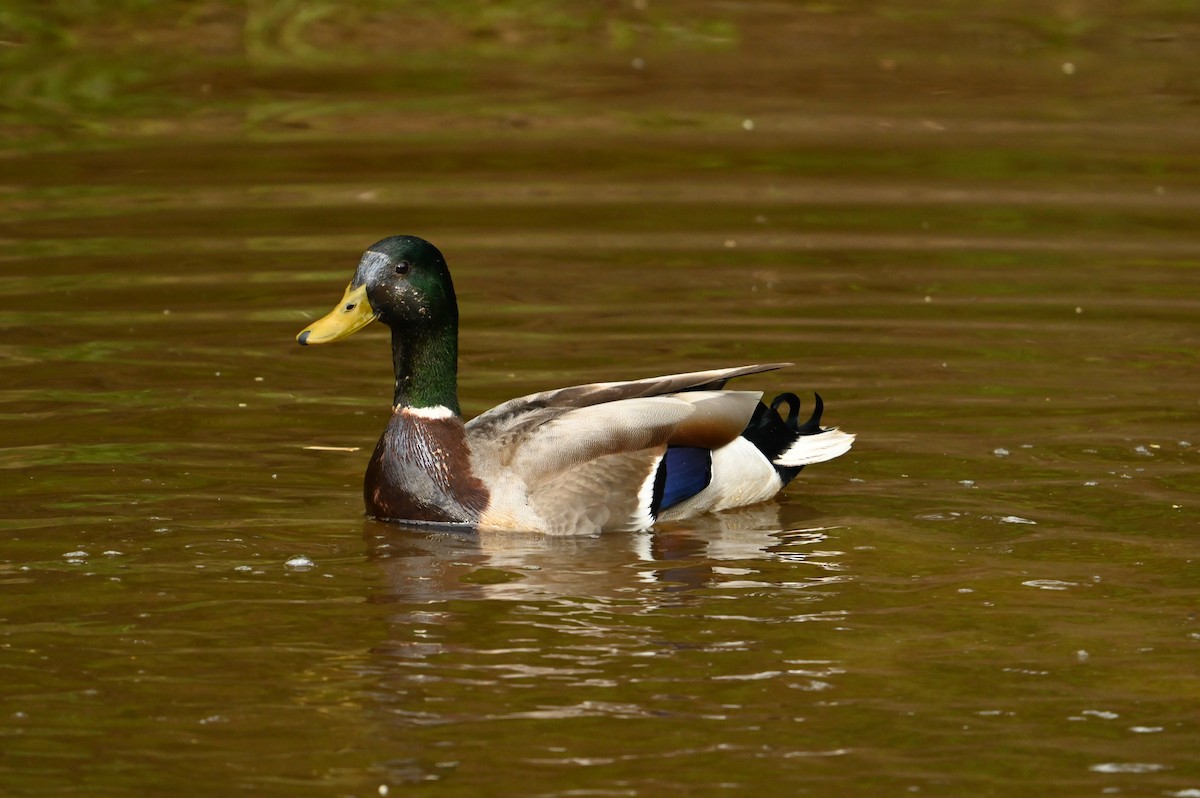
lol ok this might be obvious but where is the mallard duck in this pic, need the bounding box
[297,235,854,535]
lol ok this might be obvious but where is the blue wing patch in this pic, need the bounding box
[653,446,713,515]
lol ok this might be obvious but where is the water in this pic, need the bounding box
[2,3,1199,796]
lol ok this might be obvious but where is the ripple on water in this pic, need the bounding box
[1021,579,1079,591]
[4,14,1200,794]
[1088,762,1168,774]
[1068,709,1119,721]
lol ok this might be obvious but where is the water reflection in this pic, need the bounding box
[364,502,848,604]
[358,506,856,754]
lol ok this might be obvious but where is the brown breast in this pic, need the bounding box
[363,408,489,524]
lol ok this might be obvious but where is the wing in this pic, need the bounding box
[468,390,767,534]
[465,363,790,440]
[464,365,789,534]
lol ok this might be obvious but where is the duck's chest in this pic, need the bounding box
[363,408,489,524]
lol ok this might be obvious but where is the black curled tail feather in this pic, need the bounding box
[742,392,825,486]
[769,393,800,431]
[767,392,826,436]
[797,393,825,435]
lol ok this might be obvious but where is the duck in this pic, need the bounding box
[296,235,854,535]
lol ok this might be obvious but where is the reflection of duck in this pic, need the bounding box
[298,235,854,535]
[365,510,843,603]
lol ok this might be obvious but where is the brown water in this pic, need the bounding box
[2,3,1199,796]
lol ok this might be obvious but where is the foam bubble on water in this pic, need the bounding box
[998,515,1036,525]
[993,447,1010,457]
[1129,726,1163,734]
[284,555,316,570]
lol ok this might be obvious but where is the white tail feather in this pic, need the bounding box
[774,428,855,467]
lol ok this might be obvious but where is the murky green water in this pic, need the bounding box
[2,3,1198,796]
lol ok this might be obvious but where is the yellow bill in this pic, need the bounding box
[296,283,377,345]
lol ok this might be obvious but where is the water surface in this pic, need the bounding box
[2,3,1198,796]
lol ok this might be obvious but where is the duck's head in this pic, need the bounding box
[296,235,457,346]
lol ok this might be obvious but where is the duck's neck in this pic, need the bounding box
[390,320,460,415]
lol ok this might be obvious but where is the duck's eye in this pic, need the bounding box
[395,260,411,275]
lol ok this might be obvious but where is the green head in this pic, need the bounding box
[297,235,462,412]
[297,235,458,345]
